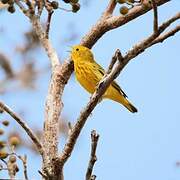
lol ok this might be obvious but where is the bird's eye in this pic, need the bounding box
[76,48,79,51]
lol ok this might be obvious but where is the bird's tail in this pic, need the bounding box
[104,87,138,113]
[122,98,138,113]
[110,94,138,113]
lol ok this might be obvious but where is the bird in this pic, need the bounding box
[70,45,137,113]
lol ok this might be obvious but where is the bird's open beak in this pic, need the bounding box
[66,50,72,53]
[66,45,73,53]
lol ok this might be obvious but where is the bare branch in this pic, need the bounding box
[25,0,34,14]
[121,12,180,66]
[0,102,44,156]
[86,130,99,180]
[18,155,28,180]
[106,51,119,74]
[106,0,170,31]
[38,170,48,178]
[151,0,158,33]
[158,12,180,32]
[37,0,45,16]
[46,11,54,39]
[103,0,117,17]
[14,0,30,17]
[30,15,60,67]
[42,65,64,178]
[150,25,180,46]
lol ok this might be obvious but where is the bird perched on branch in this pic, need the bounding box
[70,45,137,113]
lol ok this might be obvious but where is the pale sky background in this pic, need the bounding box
[0,0,180,179]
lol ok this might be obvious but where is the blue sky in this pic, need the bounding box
[0,0,180,179]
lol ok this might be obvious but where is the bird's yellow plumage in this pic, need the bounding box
[71,45,137,113]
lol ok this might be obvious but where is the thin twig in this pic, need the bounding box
[103,0,116,17]
[46,10,54,39]
[37,0,45,16]
[14,0,29,16]
[150,25,180,46]
[38,170,48,178]
[1,158,8,166]
[158,12,180,32]
[0,102,44,156]
[25,0,34,14]
[18,155,28,180]
[86,130,99,180]
[106,51,118,74]
[90,175,96,180]
[151,0,158,33]
[121,12,180,67]
[30,15,60,67]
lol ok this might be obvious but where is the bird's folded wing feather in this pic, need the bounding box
[89,61,127,98]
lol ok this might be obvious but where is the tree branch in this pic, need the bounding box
[106,0,170,30]
[46,10,54,39]
[42,65,64,178]
[151,0,158,33]
[119,12,180,69]
[103,0,117,17]
[30,15,60,68]
[86,130,99,180]
[21,155,28,180]
[0,102,44,156]
[150,25,180,46]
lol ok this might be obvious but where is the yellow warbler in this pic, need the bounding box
[71,45,137,113]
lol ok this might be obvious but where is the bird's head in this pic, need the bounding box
[70,45,94,63]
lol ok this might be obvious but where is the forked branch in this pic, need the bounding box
[86,130,99,180]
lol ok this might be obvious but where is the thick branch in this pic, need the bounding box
[106,0,170,30]
[86,130,99,180]
[42,65,64,178]
[0,102,44,156]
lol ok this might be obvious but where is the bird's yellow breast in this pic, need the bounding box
[74,61,100,94]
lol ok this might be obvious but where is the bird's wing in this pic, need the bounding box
[111,81,128,98]
[92,62,128,98]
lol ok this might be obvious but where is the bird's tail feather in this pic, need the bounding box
[112,95,138,113]
[123,98,138,113]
